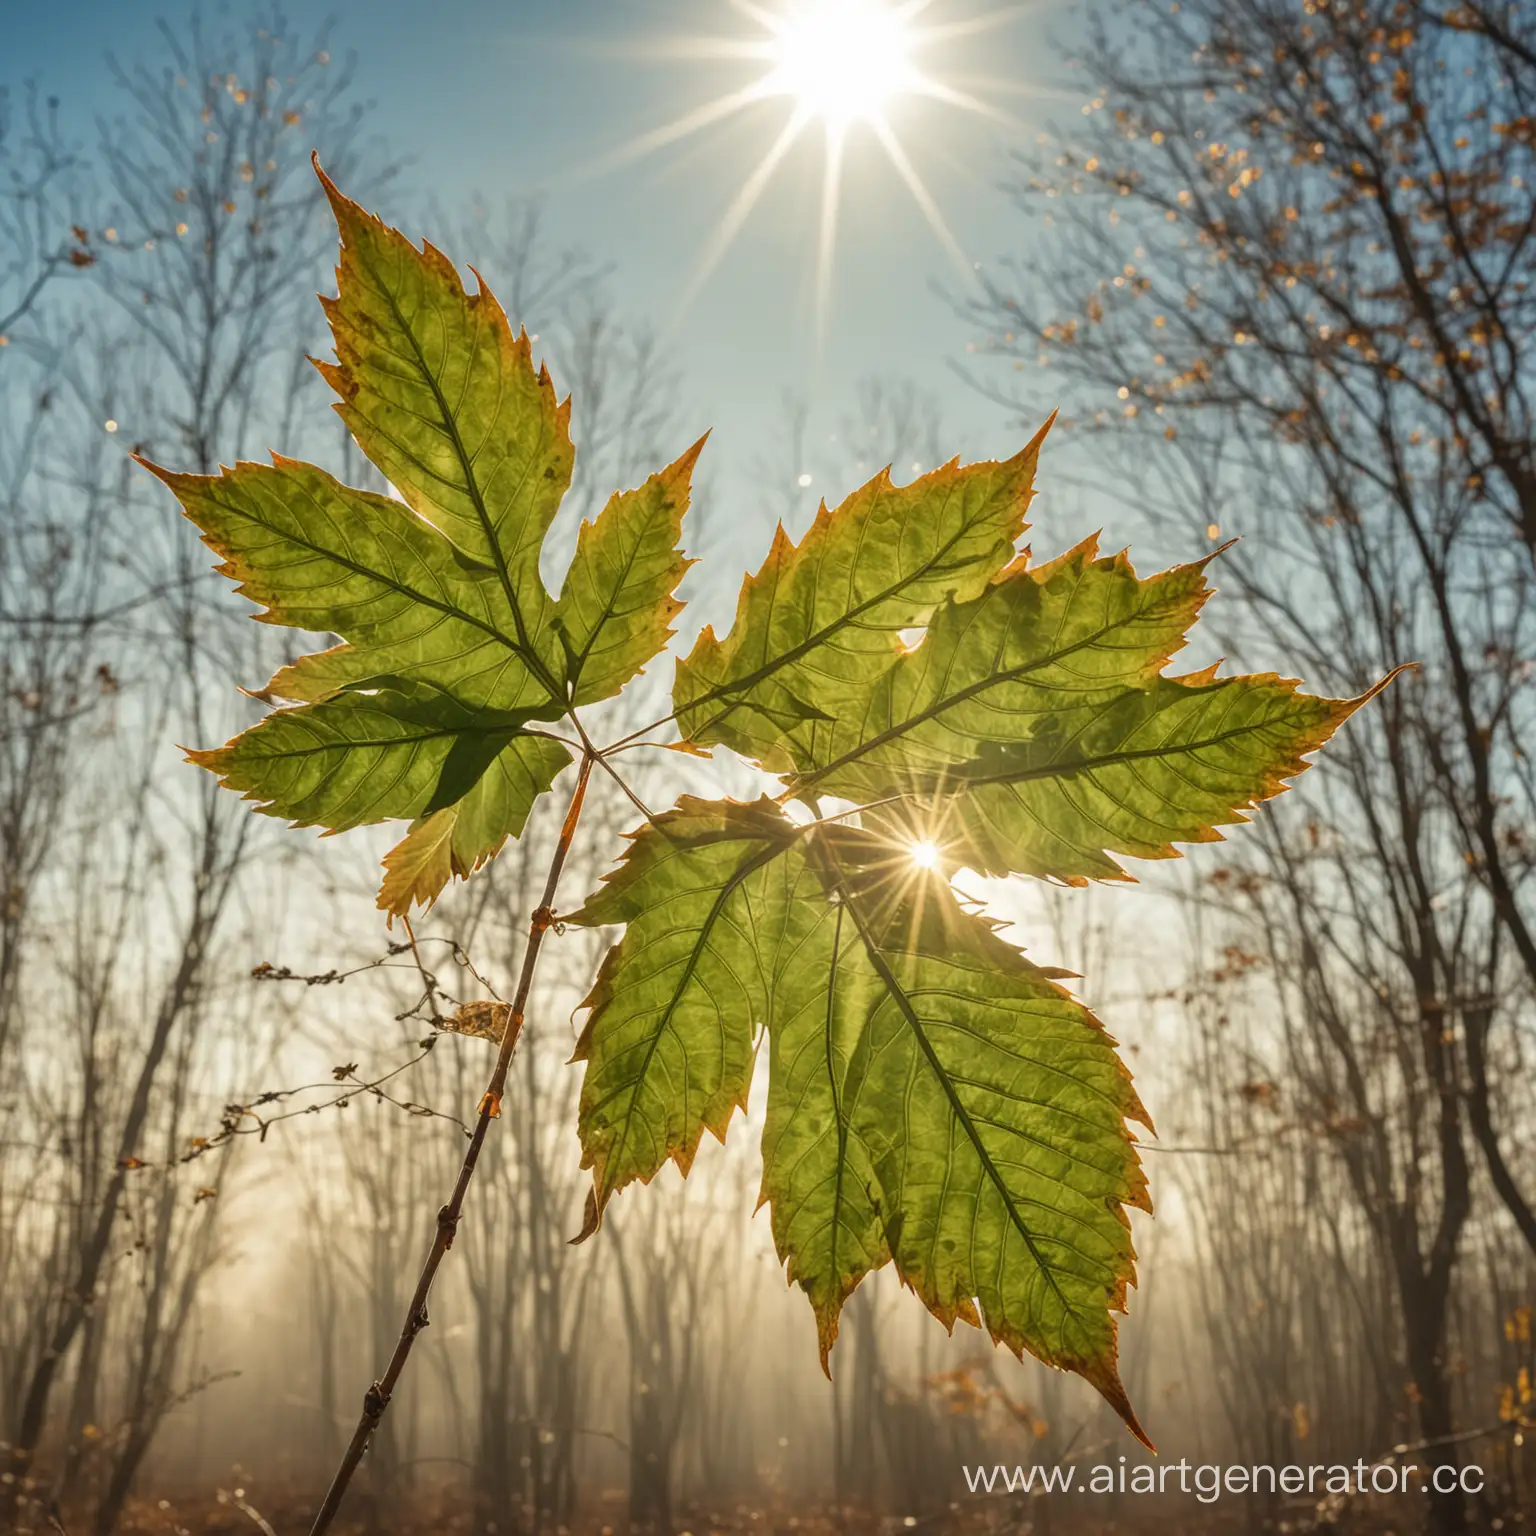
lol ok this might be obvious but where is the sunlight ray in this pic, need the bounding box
[565,82,777,185]
[944,71,1083,103]
[599,0,1030,312]
[910,73,1028,132]
[869,114,972,279]
[672,107,813,324]
[730,0,785,31]
[909,5,1043,44]
[814,121,847,347]
[621,35,781,62]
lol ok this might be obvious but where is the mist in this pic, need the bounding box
[1,4,1532,1535]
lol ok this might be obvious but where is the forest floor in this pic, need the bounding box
[90,1486,1512,1536]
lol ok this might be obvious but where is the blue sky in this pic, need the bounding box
[9,0,1081,546]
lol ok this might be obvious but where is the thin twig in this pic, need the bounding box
[401,915,447,1027]
[219,1489,279,1536]
[307,754,595,1536]
[569,706,659,824]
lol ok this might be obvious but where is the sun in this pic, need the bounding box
[909,839,942,870]
[585,0,1028,333]
[766,2,917,126]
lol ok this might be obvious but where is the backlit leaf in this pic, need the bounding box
[687,528,1385,882]
[313,160,570,663]
[673,419,1052,771]
[555,439,703,705]
[139,456,558,713]
[147,170,1390,1443]
[787,538,1390,880]
[570,797,792,1228]
[145,165,693,915]
[569,801,1152,1442]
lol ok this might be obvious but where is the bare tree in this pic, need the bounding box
[0,83,90,343]
[968,0,1536,1526]
[0,9,386,1528]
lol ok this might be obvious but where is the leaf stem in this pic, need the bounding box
[566,709,657,824]
[606,708,681,752]
[306,753,595,1536]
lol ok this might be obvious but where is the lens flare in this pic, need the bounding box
[767,2,916,125]
[909,840,941,870]
[581,1,1032,331]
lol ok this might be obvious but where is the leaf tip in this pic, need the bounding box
[131,451,173,485]
[1086,1357,1155,1453]
[312,356,353,401]
[569,1186,602,1246]
[1358,661,1417,702]
[310,153,351,222]
[1012,410,1058,470]
[181,743,226,773]
[817,1321,837,1379]
[377,810,456,920]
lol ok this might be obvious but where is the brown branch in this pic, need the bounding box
[306,752,595,1536]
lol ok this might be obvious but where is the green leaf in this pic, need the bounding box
[144,166,695,914]
[575,456,1390,1433]
[143,171,1391,1443]
[698,531,1382,883]
[569,800,1152,1443]
[313,160,571,670]
[555,439,703,705]
[185,685,531,833]
[673,419,1052,771]
[920,669,1378,881]
[570,797,793,1230]
[187,684,571,910]
[376,729,574,914]
[805,830,1151,1441]
[139,456,560,715]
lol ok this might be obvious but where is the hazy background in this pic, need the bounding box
[6,0,1075,542]
[2,1,1533,1533]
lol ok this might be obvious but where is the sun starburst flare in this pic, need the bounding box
[909,839,942,870]
[595,0,1030,335]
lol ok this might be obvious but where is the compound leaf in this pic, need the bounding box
[569,802,1152,1442]
[791,538,1389,879]
[690,527,1385,882]
[149,171,1391,1446]
[146,167,694,915]
[556,439,703,705]
[673,419,1052,771]
[576,437,1391,1433]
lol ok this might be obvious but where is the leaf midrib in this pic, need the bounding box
[361,244,564,702]
[954,705,1314,792]
[828,859,1081,1332]
[822,901,851,1306]
[238,720,517,763]
[685,485,1015,731]
[798,578,1195,792]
